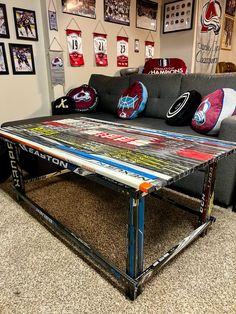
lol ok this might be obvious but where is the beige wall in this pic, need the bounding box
[0,0,161,124]
[46,0,162,98]
[0,0,51,125]
[1,1,235,126]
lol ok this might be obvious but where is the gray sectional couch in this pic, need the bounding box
[2,73,236,209]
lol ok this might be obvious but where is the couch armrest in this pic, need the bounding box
[219,115,236,142]
[217,115,236,207]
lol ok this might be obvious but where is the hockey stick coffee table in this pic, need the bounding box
[0,117,235,300]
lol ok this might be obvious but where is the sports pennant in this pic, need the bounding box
[66,29,84,67]
[48,11,58,31]
[117,36,128,67]
[49,50,65,86]
[145,41,154,62]
[48,0,58,31]
[93,33,108,66]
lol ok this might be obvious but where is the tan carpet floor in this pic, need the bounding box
[0,174,236,314]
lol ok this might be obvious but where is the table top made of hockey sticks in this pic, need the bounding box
[1,117,236,193]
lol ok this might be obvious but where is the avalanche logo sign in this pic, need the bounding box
[73,90,91,102]
[201,0,222,35]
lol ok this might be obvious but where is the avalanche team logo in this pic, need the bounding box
[51,57,63,67]
[73,90,91,102]
[201,0,222,35]
[193,99,211,125]
[67,84,98,112]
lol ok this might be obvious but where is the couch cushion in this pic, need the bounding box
[88,74,130,113]
[180,73,236,96]
[129,74,182,119]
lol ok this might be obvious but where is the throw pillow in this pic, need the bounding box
[67,84,98,112]
[166,90,202,125]
[117,81,148,119]
[191,88,236,135]
[52,96,76,115]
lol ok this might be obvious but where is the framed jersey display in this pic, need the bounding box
[163,0,194,33]
[13,8,38,41]
[9,43,35,75]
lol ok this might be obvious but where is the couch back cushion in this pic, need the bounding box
[89,74,130,113]
[180,73,236,96]
[129,74,182,118]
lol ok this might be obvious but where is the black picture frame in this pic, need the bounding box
[221,15,234,50]
[9,43,36,75]
[163,0,194,34]
[136,0,158,32]
[0,42,9,74]
[0,3,10,38]
[225,0,236,17]
[13,7,38,41]
[62,0,96,19]
[104,0,130,26]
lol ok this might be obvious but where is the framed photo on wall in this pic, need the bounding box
[163,0,194,34]
[225,0,236,17]
[136,0,158,31]
[0,43,9,74]
[104,0,130,26]
[62,0,96,19]
[0,3,10,38]
[221,15,234,50]
[9,43,36,75]
[13,8,38,41]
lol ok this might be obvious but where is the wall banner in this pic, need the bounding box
[48,0,58,31]
[49,50,65,86]
[194,0,224,73]
[93,33,108,66]
[145,41,154,62]
[117,36,128,67]
[66,29,84,66]
[48,11,58,31]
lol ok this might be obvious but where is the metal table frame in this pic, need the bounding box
[6,139,217,300]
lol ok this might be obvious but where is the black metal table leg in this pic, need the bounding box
[199,162,217,226]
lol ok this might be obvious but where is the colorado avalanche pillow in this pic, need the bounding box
[166,90,202,125]
[192,88,236,135]
[117,81,148,119]
[67,84,98,112]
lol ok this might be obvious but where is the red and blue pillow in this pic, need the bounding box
[192,88,236,135]
[117,81,148,119]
